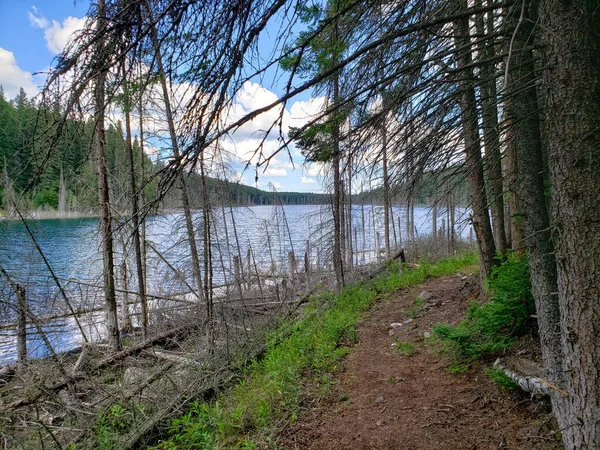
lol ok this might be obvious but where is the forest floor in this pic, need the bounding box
[279,273,563,450]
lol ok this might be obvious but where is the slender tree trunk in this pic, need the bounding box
[138,69,148,291]
[541,0,600,446]
[504,2,567,429]
[94,0,120,352]
[146,9,204,302]
[16,284,27,368]
[331,40,345,289]
[346,154,353,267]
[382,125,391,257]
[453,0,497,281]
[432,200,437,240]
[476,0,506,256]
[58,167,67,216]
[199,150,214,350]
[332,150,344,288]
[123,63,148,337]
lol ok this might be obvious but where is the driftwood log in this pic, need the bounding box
[494,357,567,397]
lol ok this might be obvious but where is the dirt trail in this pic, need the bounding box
[281,273,561,449]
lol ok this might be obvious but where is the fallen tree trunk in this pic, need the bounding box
[494,358,567,397]
[8,323,199,409]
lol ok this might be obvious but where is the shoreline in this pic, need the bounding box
[0,210,98,222]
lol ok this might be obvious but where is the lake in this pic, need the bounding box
[0,204,472,363]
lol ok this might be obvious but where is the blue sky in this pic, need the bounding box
[0,1,327,193]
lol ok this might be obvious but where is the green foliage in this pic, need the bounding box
[94,402,146,449]
[153,253,476,449]
[485,367,520,391]
[392,340,416,357]
[0,90,159,213]
[385,376,406,384]
[33,188,58,208]
[433,255,535,360]
[405,297,425,319]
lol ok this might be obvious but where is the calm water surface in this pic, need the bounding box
[0,204,471,362]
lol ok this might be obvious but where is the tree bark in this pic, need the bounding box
[504,120,524,251]
[476,0,507,256]
[123,66,149,337]
[94,0,121,352]
[540,0,600,446]
[382,122,391,258]
[331,9,345,289]
[453,0,497,281]
[503,0,567,428]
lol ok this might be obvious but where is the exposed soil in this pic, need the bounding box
[280,273,562,450]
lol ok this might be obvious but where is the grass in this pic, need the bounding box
[150,252,477,449]
[385,376,406,384]
[405,297,426,319]
[432,254,537,393]
[93,402,147,450]
[484,367,520,391]
[392,340,417,356]
[433,254,535,361]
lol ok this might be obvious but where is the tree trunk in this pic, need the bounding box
[16,284,27,368]
[476,0,506,256]
[146,7,204,302]
[504,120,524,251]
[199,149,214,349]
[382,123,391,257]
[58,167,67,216]
[346,153,353,267]
[504,0,567,427]
[453,0,497,281]
[94,0,121,352]
[541,0,600,446]
[123,65,148,337]
[331,22,345,289]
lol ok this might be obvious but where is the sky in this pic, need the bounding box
[0,1,327,193]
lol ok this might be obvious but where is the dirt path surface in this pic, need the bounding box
[280,273,561,449]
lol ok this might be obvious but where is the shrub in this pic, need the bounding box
[433,254,535,360]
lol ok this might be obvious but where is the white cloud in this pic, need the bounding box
[29,9,87,55]
[261,167,287,177]
[288,97,327,129]
[270,181,282,189]
[237,81,279,110]
[301,176,316,184]
[28,7,49,29]
[305,163,325,177]
[0,48,39,99]
[220,81,330,172]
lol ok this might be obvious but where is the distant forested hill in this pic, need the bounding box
[0,88,329,215]
[0,87,466,215]
[0,87,156,215]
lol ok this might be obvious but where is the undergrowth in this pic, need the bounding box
[392,339,416,356]
[149,252,476,449]
[433,254,536,390]
[484,367,520,391]
[93,402,147,449]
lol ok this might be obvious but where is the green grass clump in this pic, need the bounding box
[484,367,520,391]
[94,402,147,449]
[433,254,535,361]
[153,253,477,449]
[405,297,425,319]
[393,340,417,356]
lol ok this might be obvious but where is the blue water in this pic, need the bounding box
[0,204,472,362]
